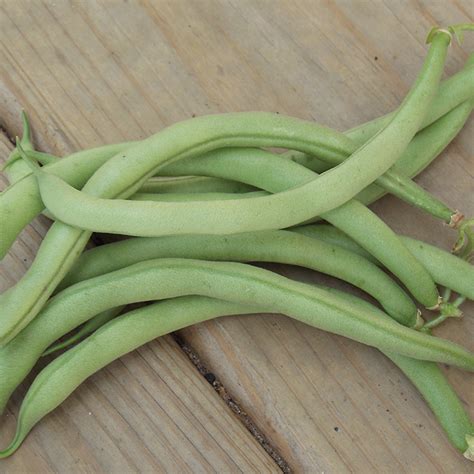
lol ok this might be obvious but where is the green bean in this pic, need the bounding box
[1,258,473,417]
[266,111,471,227]
[268,98,474,228]
[104,147,438,311]
[385,354,474,457]
[356,99,473,203]
[42,307,125,357]
[364,171,463,226]
[57,230,418,324]
[2,293,473,459]
[400,237,474,299]
[138,175,257,194]
[0,141,134,260]
[131,191,267,202]
[318,287,474,456]
[295,224,474,300]
[1,47,469,261]
[0,296,261,458]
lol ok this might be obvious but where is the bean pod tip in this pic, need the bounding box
[464,434,474,461]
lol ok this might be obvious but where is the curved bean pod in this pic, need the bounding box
[0,142,134,260]
[364,170,462,225]
[0,296,261,458]
[57,230,417,323]
[283,92,473,213]
[42,306,125,357]
[384,352,474,458]
[1,258,474,417]
[131,191,267,202]
[356,99,474,204]
[295,224,474,300]
[400,237,474,300]
[138,175,256,194]
[319,287,474,456]
[2,294,473,459]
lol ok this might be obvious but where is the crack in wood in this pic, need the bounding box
[173,333,292,474]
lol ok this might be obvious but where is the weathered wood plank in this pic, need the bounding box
[0,0,472,472]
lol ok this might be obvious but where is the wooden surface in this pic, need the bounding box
[0,0,473,472]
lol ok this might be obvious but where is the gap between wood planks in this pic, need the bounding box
[0,119,292,473]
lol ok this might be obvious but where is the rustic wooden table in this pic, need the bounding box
[0,1,473,472]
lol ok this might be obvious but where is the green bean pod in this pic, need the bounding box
[354,99,474,205]
[138,175,256,194]
[400,237,474,300]
[2,294,473,459]
[319,286,474,457]
[42,307,125,357]
[295,224,474,300]
[0,297,261,458]
[130,191,267,202]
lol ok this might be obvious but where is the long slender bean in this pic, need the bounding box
[138,175,256,194]
[42,307,125,357]
[49,222,473,353]
[1,258,473,417]
[0,297,261,458]
[295,224,474,300]
[0,142,134,260]
[57,230,418,323]
[2,293,473,459]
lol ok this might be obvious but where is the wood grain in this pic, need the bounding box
[0,0,473,472]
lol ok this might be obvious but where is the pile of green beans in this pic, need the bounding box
[1,25,473,462]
